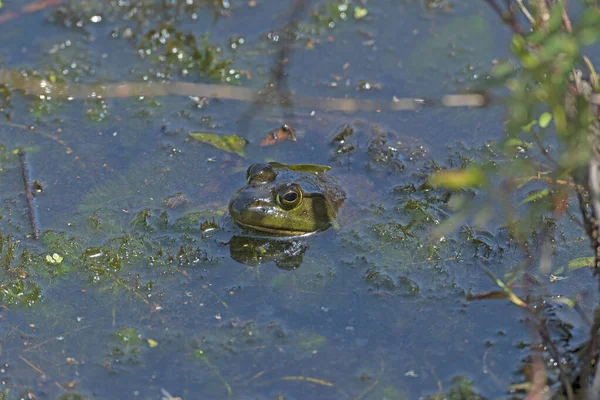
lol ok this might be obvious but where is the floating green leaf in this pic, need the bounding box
[568,257,594,270]
[189,132,248,157]
[268,162,331,173]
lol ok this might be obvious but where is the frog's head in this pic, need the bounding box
[229,163,343,236]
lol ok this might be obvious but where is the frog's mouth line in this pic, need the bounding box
[234,220,316,237]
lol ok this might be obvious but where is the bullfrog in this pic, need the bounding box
[229,162,346,236]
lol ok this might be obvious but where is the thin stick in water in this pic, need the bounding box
[18,150,39,239]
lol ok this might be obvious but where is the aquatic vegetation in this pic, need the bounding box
[105,326,146,369]
[0,234,41,306]
[307,0,370,34]
[190,319,327,363]
[48,0,106,34]
[175,243,212,266]
[57,394,88,400]
[172,211,221,234]
[84,98,109,122]
[129,209,155,232]
[37,222,218,294]
[138,26,240,83]
[427,376,483,400]
[50,0,233,32]
[79,175,142,213]
[0,276,41,306]
[364,267,420,296]
[27,93,63,117]
[0,144,18,177]
[42,231,83,264]
[419,0,454,13]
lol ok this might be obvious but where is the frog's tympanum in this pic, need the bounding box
[229,162,346,236]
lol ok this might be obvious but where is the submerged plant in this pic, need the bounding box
[0,234,42,306]
[139,25,240,82]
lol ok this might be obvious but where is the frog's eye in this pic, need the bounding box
[277,184,303,210]
[246,163,276,183]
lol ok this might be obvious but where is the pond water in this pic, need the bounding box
[0,1,596,399]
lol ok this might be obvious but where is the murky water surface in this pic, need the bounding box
[0,1,596,399]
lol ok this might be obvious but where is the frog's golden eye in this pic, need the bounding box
[247,163,277,183]
[277,184,303,210]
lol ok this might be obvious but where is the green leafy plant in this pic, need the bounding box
[428,1,600,397]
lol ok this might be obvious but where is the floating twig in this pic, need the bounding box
[23,324,90,352]
[0,68,492,112]
[18,150,39,240]
[18,354,45,375]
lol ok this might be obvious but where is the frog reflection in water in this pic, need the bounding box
[229,162,346,237]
